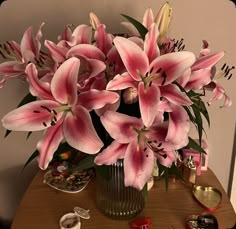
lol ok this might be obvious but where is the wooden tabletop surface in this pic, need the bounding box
[11,168,236,229]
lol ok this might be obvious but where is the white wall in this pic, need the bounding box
[0,0,235,221]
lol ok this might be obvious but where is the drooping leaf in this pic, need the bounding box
[23,149,39,169]
[183,106,196,124]
[71,154,97,172]
[198,99,210,127]
[4,129,11,138]
[142,183,148,201]
[121,14,148,40]
[17,93,37,108]
[187,137,207,154]
[169,163,184,182]
[54,142,73,155]
[191,104,203,144]
[26,131,32,140]
[164,167,169,191]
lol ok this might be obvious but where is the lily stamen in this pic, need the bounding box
[40,105,51,113]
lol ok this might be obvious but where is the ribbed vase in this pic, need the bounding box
[95,160,146,220]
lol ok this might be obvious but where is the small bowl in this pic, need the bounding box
[59,212,81,229]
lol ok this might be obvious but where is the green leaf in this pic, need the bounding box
[71,154,97,172]
[121,14,148,40]
[55,142,73,154]
[17,93,37,108]
[191,104,203,144]
[164,167,169,191]
[187,137,207,154]
[183,106,196,124]
[95,164,111,179]
[26,132,32,140]
[198,99,210,127]
[142,183,148,201]
[168,163,184,182]
[4,129,11,138]
[23,149,39,170]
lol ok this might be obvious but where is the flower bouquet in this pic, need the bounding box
[0,2,233,192]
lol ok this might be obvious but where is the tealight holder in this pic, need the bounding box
[59,207,90,229]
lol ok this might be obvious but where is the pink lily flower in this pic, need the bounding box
[95,105,190,190]
[0,23,51,87]
[58,24,92,47]
[2,57,119,169]
[182,51,225,91]
[108,35,195,127]
[205,81,232,108]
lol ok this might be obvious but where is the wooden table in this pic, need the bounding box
[11,168,236,229]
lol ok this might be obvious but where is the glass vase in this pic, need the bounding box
[95,160,146,220]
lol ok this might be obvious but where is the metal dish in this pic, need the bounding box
[192,185,222,211]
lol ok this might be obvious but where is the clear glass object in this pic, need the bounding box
[95,160,146,220]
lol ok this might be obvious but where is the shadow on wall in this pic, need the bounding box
[0,162,38,226]
[228,123,236,196]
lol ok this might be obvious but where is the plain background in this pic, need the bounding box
[0,0,235,222]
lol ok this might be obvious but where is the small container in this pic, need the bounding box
[59,213,81,229]
[182,155,196,188]
[185,213,218,229]
[59,207,90,229]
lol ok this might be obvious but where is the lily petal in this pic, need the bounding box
[176,68,191,88]
[51,57,80,106]
[124,140,154,190]
[63,105,103,153]
[87,58,106,78]
[0,61,25,74]
[166,105,190,148]
[121,22,139,37]
[156,150,177,167]
[150,51,196,85]
[160,84,192,106]
[221,94,232,108]
[192,51,225,71]
[144,23,160,63]
[107,72,137,91]
[206,81,224,104]
[58,25,72,43]
[185,68,212,91]
[114,37,149,81]
[37,119,64,170]
[94,24,113,55]
[1,100,61,131]
[143,8,154,28]
[25,63,53,100]
[20,26,37,63]
[70,24,92,45]
[78,89,119,111]
[101,111,143,144]
[67,44,105,61]
[44,40,67,63]
[94,141,127,165]
[139,82,160,127]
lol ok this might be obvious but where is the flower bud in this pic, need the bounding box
[123,87,138,104]
[154,2,172,42]
[89,12,101,30]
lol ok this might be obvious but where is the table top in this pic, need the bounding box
[11,168,236,229]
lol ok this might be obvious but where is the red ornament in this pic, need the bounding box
[129,217,152,229]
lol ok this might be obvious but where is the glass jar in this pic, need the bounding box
[95,160,146,220]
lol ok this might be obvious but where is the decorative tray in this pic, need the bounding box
[43,167,94,193]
